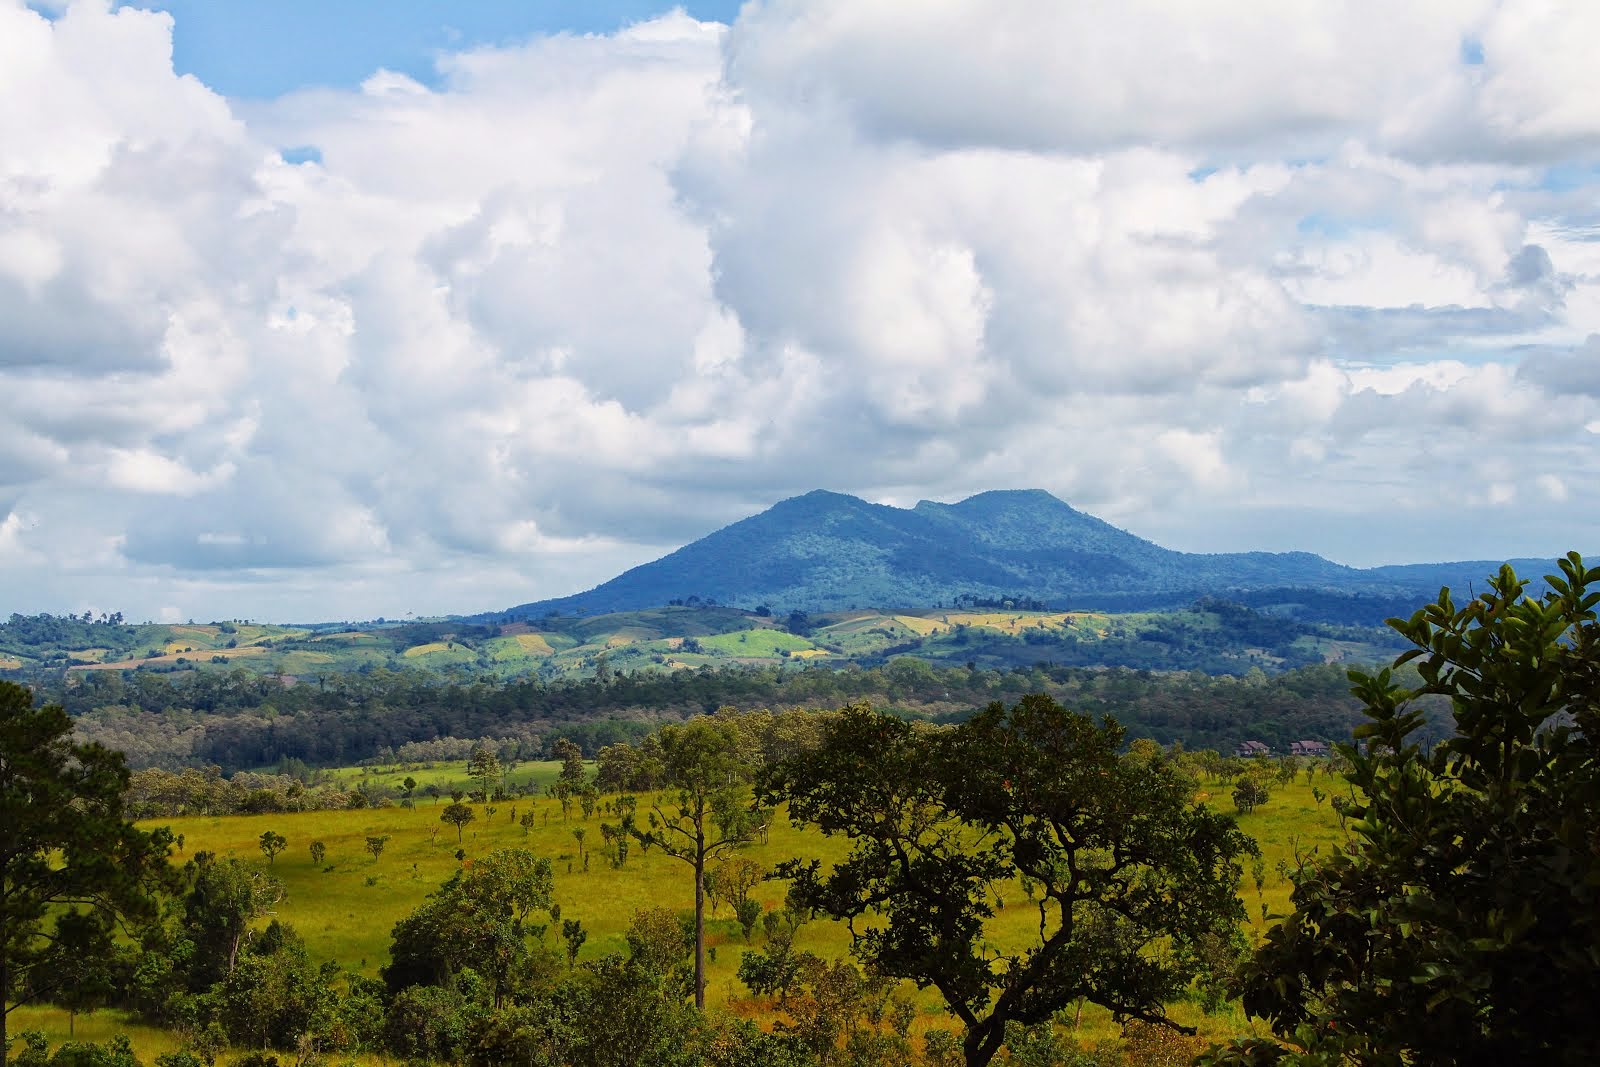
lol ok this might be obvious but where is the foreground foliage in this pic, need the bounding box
[1216,554,1600,1065]
[1,682,175,1067]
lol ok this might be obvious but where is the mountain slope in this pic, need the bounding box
[491,489,1558,619]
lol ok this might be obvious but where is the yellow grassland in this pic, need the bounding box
[72,645,268,671]
[938,611,1088,633]
[514,633,556,655]
[18,776,1343,1061]
[891,615,948,636]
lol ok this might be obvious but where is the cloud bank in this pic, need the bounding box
[3,0,1599,621]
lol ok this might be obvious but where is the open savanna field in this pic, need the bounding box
[18,772,1347,1063]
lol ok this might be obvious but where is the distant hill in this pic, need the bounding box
[488,489,1554,620]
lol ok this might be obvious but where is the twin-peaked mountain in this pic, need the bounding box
[493,489,1550,620]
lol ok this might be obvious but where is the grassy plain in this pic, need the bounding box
[16,770,1347,1062]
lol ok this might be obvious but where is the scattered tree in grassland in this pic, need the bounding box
[441,802,475,842]
[631,717,757,1010]
[257,830,287,865]
[466,745,502,800]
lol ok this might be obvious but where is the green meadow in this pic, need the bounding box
[321,758,570,797]
[17,771,1346,1061]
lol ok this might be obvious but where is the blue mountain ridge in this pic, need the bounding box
[488,489,1556,619]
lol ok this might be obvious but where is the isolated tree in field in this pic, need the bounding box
[467,745,502,800]
[308,840,326,866]
[366,835,390,862]
[549,779,575,821]
[441,801,475,842]
[625,906,692,979]
[1,681,175,1065]
[552,737,585,785]
[1232,776,1269,814]
[630,716,757,1010]
[1219,556,1600,1065]
[762,698,1255,1067]
[579,782,598,820]
[258,830,287,865]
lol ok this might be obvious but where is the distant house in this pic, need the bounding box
[1289,740,1329,757]
[1237,740,1271,758]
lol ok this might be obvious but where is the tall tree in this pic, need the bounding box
[630,717,756,1009]
[441,801,476,842]
[182,854,284,990]
[1,681,175,1065]
[762,698,1255,1067]
[552,738,586,787]
[258,830,287,865]
[467,744,503,800]
[1218,555,1600,1065]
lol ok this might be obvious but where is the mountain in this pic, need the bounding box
[489,489,1556,620]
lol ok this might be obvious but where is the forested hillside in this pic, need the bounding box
[491,489,1555,617]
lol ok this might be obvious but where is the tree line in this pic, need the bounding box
[42,658,1396,775]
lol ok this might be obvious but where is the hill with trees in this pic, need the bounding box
[486,489,1554,620]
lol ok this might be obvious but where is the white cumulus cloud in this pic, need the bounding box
[1,0,1598,619]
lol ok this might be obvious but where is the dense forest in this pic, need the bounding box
[38,658,1408,774]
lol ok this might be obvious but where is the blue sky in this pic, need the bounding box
[124,1,743,97]
[3,0,1599,621]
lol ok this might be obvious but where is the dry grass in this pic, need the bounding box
[514,633,556,655]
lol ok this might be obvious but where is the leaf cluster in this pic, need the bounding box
[1230,554,1600,1064]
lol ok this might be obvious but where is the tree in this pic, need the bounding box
[441,802,476,842]
[630,717,757,1010]
[467,745,503,801]
[183,854,285,990]
[365,835,390,862]
[552,738,585,786]
[47,911,117,1038]
[1231,776,1269,814]
[624,906,692,980]
[1219,556,1600,1065]
[761,698,1255,1067]
[383,849,554,1007]
[561,919,586,967]
[309,840,326,866]
[258,830,287,866]
[710,858,764,919]
[1,681,175,1066]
